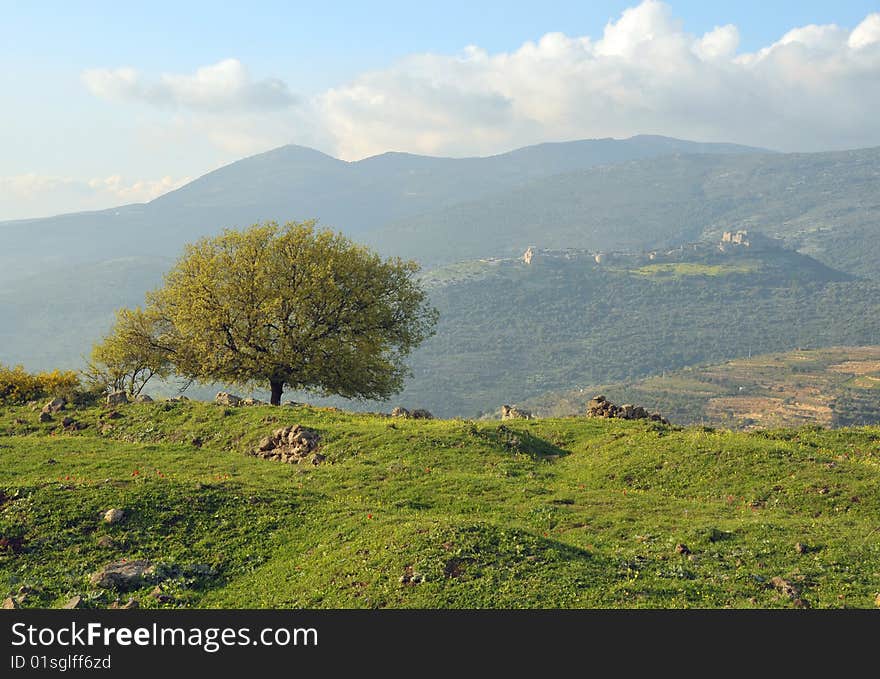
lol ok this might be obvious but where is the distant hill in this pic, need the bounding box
[383,241,880,417]
[520,346,880,429]
[366,147,880,276]
[0,135,764,284]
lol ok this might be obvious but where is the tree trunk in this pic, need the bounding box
[270,379,284,406]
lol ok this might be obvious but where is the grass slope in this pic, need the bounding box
[1,402,879,608]
[524,346,880,429]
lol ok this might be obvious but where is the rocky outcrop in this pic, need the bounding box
[106,391,128,406]
[215,392,242,406]
[390,407,433,419]
[249,425,323,464]
[501,405,532,420]
[90,559,155,590]
[41,397,66,414]
[134,394,153,403]
[586,395,669,424]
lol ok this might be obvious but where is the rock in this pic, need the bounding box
[134,394,153,403]
[109,598,139,609]
[390,407,410,418]
[165,396,189,402]
[190,437,203,448]
[41,397,66,414]
[795,542,808,555]
[96,536,115,548]
[241,398,264,406]
[2,596,20,609]
[106,391,128,406]
[410,409,434,420]
[501,405,533,420]
[106,410,123,420]
[38,412,53,423]
[90,559,155,590]
[215,392,242,406]
[675,543,691,556]
[61,416,75,427]
[586,396,669,424]
[103,508,125,525]
[62,595,82,609]
[310,453,326,466]
[250,425,321,463]
[770,576,800,600]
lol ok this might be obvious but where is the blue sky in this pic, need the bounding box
[2,0,879,219]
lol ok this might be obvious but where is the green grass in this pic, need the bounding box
[630,262,760,278]
[1,401,879,608]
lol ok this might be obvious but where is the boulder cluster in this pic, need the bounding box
[586,395,669,424]
[390,407,434,419]
[501,404,532,420]
[216,392,266,407]
[250,425,325,465]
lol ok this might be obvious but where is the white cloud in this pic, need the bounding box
[316,1,880,158]
[82,58,297,112]
[0,173,190,220]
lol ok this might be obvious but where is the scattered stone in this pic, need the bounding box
[241,398,265,406]
[410,409,434,420]
[62,595,82,609]
[770,576,801,601]
[309,453,326,466]
[215,392,242,406]
[2,596,20,609]
[106,391,128,406]
[41,397,66,414]
[134,394,153,403]
[38,412,53,423]
[46,458,58,465]
[61,416,75,427]
[249,425,321,464]
[795,542,808,555]
[190,437,203,448]
[165,396,189,402]
[501,405,533,420]
[586,395,669,424]
[109,598,139,609]
[103,509,125,525]
[106,410,123,420]
[150,587,175,604]
[90,559,155,590]
[675,543,691,556]
[390,407,410,418]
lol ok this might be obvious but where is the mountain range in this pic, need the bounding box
[2,134,879,418]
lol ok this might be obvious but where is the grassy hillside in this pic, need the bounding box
[522,346,880,429]
[1,401,878,609]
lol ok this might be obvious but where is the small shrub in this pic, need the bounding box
[0,364,86,405]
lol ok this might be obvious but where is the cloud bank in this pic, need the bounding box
[319,1,880,158]
[83,58,298,112]
[0,173,190,220]
[79,1,880,161]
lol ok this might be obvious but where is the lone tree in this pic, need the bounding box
[92,220,437,405]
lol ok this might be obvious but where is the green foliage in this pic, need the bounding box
[98,221,437,405]
[1,401,879,608]
[389,248,880,416]
[0,364,81,405]
[87,307,172,397]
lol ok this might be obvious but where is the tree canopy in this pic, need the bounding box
[93,220,437,405]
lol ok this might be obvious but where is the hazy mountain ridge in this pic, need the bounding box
[0,135,765,284]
